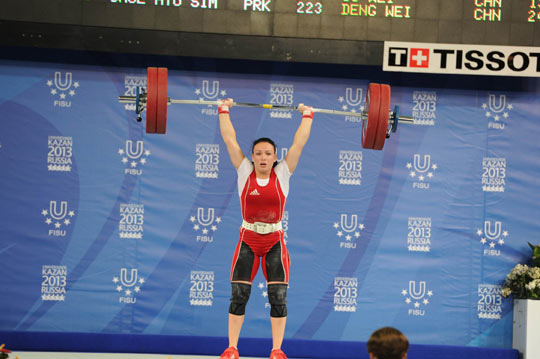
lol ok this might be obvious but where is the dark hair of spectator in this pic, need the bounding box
[367,327,409,359]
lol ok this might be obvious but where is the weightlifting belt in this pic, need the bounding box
[241,220,282,235]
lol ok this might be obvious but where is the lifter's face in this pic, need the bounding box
[252,142,277,177]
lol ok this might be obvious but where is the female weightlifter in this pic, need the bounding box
[217,98,314,359]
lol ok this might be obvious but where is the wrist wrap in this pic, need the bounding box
[218,104,230,114]
[302,108,314,119]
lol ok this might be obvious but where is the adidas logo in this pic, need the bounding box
[249,189,260,196]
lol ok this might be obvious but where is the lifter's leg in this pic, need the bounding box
[265,238,289,357]
[270,315,287,350]
[219,281,252,358]
[228,312,245,348]
[228,281,252,347]
[221,237,257,359]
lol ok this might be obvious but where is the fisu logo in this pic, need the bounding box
[413,154,431,173]
[482,93,513,130]
[345,88,363,107]
[50,201,67,220]
[407,154,437,189]
[195,80,228,116]
[46,72,80,107]
[42,201,75,237]
[190,207,221,242]
[341,214,358,233]
[120,268,139,287]
[484,220,501,240]
[126,140,143,159]
[401,280,433,316]
[198,207,214,226]
[55,72,72,91]
[333,214,365,249]
[488,95,506,113]
[338,87,364,122]
[118,140,150,176]
[201,80,220,99]
[476,220,508,256]
[113,268,145,304]
[408,281,426,300]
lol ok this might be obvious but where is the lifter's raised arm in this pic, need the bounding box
[218,99,245,169]
[285,104,314,174]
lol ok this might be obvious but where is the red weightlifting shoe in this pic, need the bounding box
[219,346,239,359]
[270,349,288,359]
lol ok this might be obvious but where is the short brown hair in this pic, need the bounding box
[367,327,409,359]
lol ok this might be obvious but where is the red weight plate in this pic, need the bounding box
[361,83,381,149]
[373,84,391,150]
[146,67,158,134]
[156,67,168,134]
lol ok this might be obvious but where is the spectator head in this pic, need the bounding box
[367,327,409,359]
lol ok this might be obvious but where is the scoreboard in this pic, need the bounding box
[1,0,540,65]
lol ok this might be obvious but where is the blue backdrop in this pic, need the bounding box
[0,59,538,351]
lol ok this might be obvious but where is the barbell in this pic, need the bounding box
[118,67,414,150]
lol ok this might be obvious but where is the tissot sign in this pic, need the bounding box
[384,41,540,77]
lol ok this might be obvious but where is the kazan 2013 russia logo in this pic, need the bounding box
[269,83,294,119]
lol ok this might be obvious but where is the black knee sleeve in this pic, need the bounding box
[229,283,252,316]
[268,284,288,318]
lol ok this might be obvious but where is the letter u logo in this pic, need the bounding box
[340,214,358,233]
[346,88,363,107]
[54,72,72,91]
[413,154,431,173]
[488,94,506,113]
[50,201,68,220]
[202,80,219,99]
[126,140,143,159]
[120,268,138,287]
[197,207,215,226]
[409,281,426,300]
[484,221,502,240]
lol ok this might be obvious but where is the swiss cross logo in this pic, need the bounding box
[410,48,430,68]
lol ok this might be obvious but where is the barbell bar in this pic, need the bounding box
[118,67,415,150]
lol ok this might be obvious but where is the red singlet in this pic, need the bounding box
[230,158,291,282]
